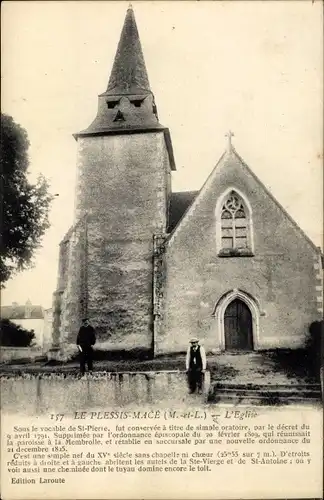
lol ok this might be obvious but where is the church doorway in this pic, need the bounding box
[224,298,253,350]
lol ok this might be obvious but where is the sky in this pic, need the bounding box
[1,0,323,309]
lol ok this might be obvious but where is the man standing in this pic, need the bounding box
[76,318,96,375]
[186,338,207,394]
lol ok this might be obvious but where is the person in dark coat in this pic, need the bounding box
[186,338,207,394]
[76,318,96,375]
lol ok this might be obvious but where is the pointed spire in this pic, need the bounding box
[75,0,176,169]
[106,5,150,95]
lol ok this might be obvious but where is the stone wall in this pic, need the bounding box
[0,371,210,415]
[61,221,88,345]
[71,132,172,352]
[158,151,322,354]
[51,218,87,351]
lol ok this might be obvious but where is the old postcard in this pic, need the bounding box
[1,1,323,499]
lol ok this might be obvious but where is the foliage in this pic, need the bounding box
[0,319,35,347]
[0,113,53,285]
[265,320,323,383]
[307,320,323,370]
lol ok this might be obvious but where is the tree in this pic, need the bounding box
[0,319,35,347]
[0,113,53,285]
[307,320,323,374]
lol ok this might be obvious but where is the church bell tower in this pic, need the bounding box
[72,6,175,353]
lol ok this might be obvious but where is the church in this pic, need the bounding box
[51,6,323,359]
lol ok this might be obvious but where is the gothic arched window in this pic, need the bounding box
[216,190,253,256]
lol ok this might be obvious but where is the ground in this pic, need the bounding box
[1,351,321,406]
[0,351,319,385]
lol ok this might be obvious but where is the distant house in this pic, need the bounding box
[0,300,50,348]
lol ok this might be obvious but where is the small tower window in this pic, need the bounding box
[152,102,158,118]
[130,99,144,107]
[107,100,120,109]
[113,110,125,122]
[216,190,253,257]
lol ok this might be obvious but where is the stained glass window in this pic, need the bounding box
[220,192,248,250]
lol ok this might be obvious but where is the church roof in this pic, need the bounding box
[103,5,150,96]
[168,191,198,232]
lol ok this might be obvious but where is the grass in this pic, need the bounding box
[264,348,320,384]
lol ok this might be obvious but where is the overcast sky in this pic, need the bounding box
[1,0,323,308]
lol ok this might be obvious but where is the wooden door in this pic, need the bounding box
[224,299,253,350]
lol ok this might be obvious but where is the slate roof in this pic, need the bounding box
[168,191,198,233]
[76,6,169,138]
[104,5,150,96]
[1,305,44,320]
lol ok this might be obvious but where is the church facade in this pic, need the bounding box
[51,6,323,358]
